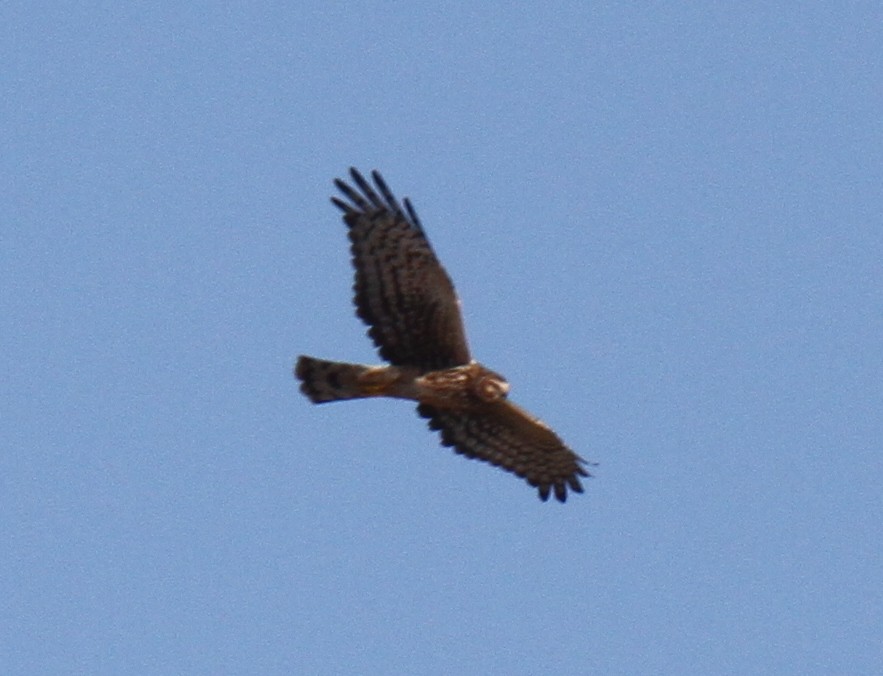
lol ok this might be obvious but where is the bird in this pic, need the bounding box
[295,168,593,502]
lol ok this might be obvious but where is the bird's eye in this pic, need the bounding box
[476,376,507,402]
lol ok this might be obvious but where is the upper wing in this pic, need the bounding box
[417,400,592,502]
[332,168,471,371]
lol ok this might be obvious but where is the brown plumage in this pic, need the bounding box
[295,168,593,502]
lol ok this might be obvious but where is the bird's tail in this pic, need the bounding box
[295,356,397,404]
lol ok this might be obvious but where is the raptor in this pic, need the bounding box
[295,168,592,502]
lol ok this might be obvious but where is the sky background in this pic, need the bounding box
[2,3,882,674]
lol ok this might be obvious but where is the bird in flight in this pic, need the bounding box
[295,168,592,502]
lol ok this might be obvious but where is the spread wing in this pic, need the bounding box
[417,400,592,502]
[331,169,471,371]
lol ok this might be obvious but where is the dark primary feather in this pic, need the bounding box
[332,168,471,371]
[417,401,592,503]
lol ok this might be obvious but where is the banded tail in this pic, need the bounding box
[295,356,401,403]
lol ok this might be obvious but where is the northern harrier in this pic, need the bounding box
[295,168,592,502]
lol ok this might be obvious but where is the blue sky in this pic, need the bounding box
[3,3,881,674]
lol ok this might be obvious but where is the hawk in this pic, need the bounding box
[295,168,593,502]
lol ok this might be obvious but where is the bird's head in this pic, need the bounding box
[474,370,510,403]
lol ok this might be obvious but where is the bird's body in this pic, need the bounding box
[295,168,592,502]
[297,358,509,408]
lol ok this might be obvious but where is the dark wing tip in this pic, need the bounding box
[568,475,585,494]
[330,196,350,213]
[349,167,372,195]
[537,471,588,503]
[332,168,426,240]
[577,458,598,478]
[403,197,424,233]
[333,177,369,213]
[370,169,393,200]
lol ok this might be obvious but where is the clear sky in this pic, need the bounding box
[2,3,881,674]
